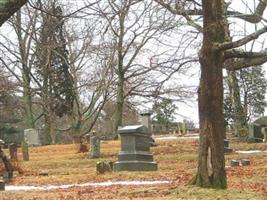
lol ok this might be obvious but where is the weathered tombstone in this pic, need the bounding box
[224,139,233,154]
[21,141,29,161]
[140,111,156,146]
[24,129,40,146]
[230,160,240,167]
[248,123,263,142]
[114,125,158,171]
[140,110,152,135]
[89,136,100,159]
[0,180,4,191]
[241,159,250,166]
[9,143,18,161]
[96,161,113,174]
[3,170,12,182]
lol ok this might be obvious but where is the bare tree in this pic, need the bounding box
[155,0,267,188]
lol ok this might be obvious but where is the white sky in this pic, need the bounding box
[1,0,267,126]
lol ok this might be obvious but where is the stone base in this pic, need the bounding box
[114,161,158,171]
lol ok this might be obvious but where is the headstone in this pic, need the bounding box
[0,180,4,191]
[24,129,40,146]
[248,123,264,142]
[96,161,113,174]
[90,136,100,159]
[230,159,240,167]
[114,125,158,171]
[3,171,12,182]
[224,139,233,154]
[241,159,250,166]
[9,143,18,161]
[140,111,152,135]
[21,141,29,161]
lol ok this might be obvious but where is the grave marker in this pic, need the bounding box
[114,125,158,171]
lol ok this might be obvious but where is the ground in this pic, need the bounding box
[0,136,267,199]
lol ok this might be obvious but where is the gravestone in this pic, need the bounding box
[114,125,158,171]
[24,129,40,146]
[241,159,250,166]
[140,111,152,135]
[140,111,155,146]
[0,180,4,190]
[9,143,17,161]
[224,139,233,154]
[89,136,100,159]
[230,160,240,167]
[248,123,263,142]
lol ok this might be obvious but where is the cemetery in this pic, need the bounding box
[1,0,267,199]
[0,110,266,199]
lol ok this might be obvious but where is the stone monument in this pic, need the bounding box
[140,111,152,135]
[90,135,100,159]
[224,139,232,154]
[114,125,158,171]
[24,129,40,146]
[248,123,263,142]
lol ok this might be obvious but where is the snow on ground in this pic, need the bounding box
[5,180,170,191]
[235,150,267,154]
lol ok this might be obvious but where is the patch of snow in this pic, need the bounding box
[236,150,267,154]
[5,180,169,191]
[154,136,199,140]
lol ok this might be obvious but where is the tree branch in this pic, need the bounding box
[216,26,267,50]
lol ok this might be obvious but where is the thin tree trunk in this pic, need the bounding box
[190,0,227,188]
[227,70,247,135]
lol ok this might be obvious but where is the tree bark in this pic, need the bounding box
[190,0,227,188]
[0,0,27,26]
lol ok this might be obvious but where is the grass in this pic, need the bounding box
[0,138,266,199]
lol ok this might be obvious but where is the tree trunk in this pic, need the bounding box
[0,0,27,26]
[22,72,35,128]
[190,0,227,188]
[114,77,124,133]
[227,70,247,135]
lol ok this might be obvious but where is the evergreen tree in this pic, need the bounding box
[152,98,177,130]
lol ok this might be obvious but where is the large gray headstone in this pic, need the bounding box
[248,123,263,142]
[114,125,157,171]
[24,129,40,146]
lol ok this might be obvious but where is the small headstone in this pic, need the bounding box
[90,136,100,159]
[21,141,29,161]
[96,161,113,174]
[224,139,233,154]
[241,159,250,166]
[0,180,5,191]
[230,159,240,167]
[24,129,40,146]
[38,171,49,176]
[3,171,12,182]
[9,143,18,161]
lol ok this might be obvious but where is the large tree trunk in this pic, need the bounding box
[191,0,227,188]
[0,0,27,26]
